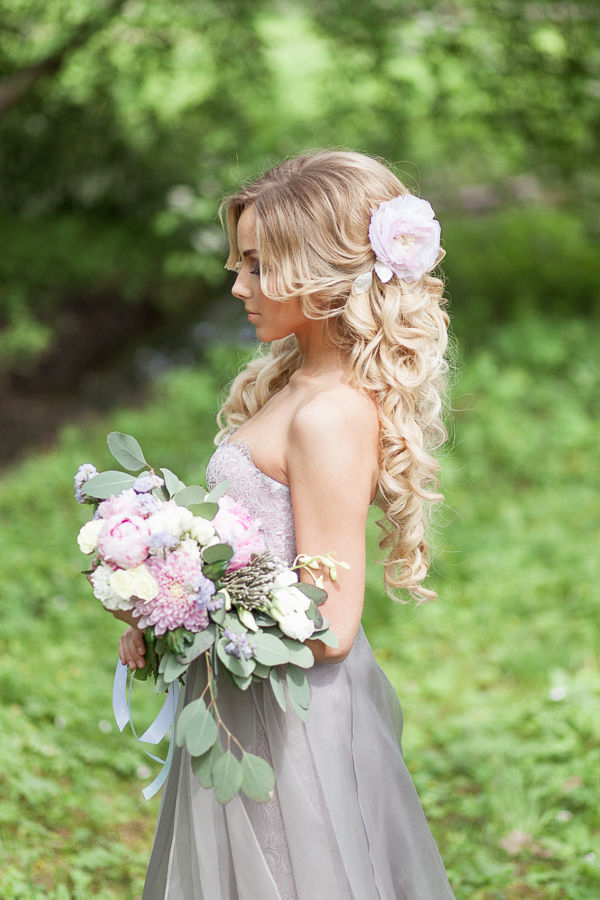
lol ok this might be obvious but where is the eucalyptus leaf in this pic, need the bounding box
[216,637,256,678]
[253,633,290,666]
[107,432,147,472]
[281,639,315,669]
[161,467,186,498]
[190,501,219,520]
[159,652,188,684]
[191,739,223,789]
[230,672,253,690]
[205,479,229,503]
[269,667,287,712]
[210,605,226,626]
[175,698,218,756]
[176,626,215,664]
[305,602,324,631]
[222,613,245,634]
[253,662,270,679]
[253,612,278,628]
[83,471,137,499]
[213,751,243,804]
[314,627,339,648]
[174,485,207,508]
[295,582,328,606]
[154,673,168,694]
[203,543,234,565]
[289,691,310,723]
[286,665,310,709]
[241,752,275,803]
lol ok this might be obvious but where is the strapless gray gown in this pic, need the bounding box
[143,440,455,899]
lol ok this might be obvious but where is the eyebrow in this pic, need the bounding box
[242,249,258,257]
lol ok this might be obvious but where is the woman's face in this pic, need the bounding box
[231,205,308,343]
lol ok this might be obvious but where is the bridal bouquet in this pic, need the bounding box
[75,432,340,804]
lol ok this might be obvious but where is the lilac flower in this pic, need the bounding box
[136,493,161,517]
[207,594,225,612]
[148,530,179,556]
[224,629,255,660]
[133,472,164,494]
[74,463,98,503]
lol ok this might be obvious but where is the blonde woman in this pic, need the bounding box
[124,150,455,898]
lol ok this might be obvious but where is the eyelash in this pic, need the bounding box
[233,260,260,276]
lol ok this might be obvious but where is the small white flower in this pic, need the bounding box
[272,568,299,588]
[148,501,194,540]
[77,518,104,555]
[189,516,216,546]
[271,584,310,616]
[278,612,315,642]
[110,564,159,602]
[91,564,133,611]
[549,685,568,702]
[555,810,572,823]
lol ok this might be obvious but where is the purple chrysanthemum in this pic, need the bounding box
[135,547,214,635]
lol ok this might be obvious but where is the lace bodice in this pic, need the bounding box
[205,438,297,565]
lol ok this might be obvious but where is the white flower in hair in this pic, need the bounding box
[352,193,442,294]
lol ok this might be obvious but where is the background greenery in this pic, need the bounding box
[0,0,598,897]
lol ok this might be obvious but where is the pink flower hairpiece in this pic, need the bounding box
[352,193,442,295]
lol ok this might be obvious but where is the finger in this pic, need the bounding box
[127,630,146,668]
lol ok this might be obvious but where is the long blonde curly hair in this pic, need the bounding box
[216,150,450,602]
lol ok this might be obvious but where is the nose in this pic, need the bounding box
[231,271,251,300]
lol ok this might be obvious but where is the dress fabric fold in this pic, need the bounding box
[143,439,455,900]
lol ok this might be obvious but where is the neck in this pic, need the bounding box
[293,318,346,378]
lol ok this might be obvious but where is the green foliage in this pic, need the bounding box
[0,317,598,896]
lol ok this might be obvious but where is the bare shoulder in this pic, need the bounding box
[288,381,379,458]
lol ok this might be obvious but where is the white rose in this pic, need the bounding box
[77,519,104,555]
[91,564,135,611]
[110,564,159,602]
[189,516,216,546]
[271,584,310,616]
[278,612,315,642]
[148,501,194,540]
[272,568,298,588]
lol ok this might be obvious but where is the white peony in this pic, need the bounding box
[271,584,310,615]
[147,501,194,540]
[272,568,298,588]
[277,612,315,642]
[91,564,135,611]
[77,518,104,555]
[110,564,159,602]
[189,516,216,546]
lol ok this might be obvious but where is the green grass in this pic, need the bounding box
[1,316,598,898]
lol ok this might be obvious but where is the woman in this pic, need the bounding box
[119,150,455,899]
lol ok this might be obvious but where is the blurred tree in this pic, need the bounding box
[0,0,598,373]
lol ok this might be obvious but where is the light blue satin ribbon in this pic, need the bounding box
[112,661,180,800]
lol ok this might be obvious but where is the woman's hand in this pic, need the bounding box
[118,623,147,670]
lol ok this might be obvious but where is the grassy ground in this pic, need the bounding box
[0,316,598,898]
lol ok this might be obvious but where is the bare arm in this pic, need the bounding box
[287,388,379,663]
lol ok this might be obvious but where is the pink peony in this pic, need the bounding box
[135,547,213,635]
[97,514,150,569]
[98,489,141,520]
[212,495,265,571]
[368,194,441,284]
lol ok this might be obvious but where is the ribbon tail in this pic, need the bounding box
[141,723,177,800]
[112,661,131,732]
[140,681,180,744]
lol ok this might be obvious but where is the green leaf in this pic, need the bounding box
[191,740,223,788]
[176,626,215,664]
[159,652,188,684]
[212,751,243,804]
[281,639,315,669]
[202,543,233,565]
[216,637,256,678]
[269,667,286,712]
[175,698,218,756]
[83,471,137,499]
[161,467,186,498]
[313,627,339,648]
[289,691,309,723]
[210,605,226,625]
[230,672,253,690]
[305,602,324,631]
[154,672,168,694]
[253,662,270,679]
[107,432,147,472]
[295,582,328,605]
[189,501,219,520]
[253,633,290,666]
[222,613,245,634]
[286,665,310,709]
[253,612,278,628]
[174,485,207,508]
[241,753,275,803]
[205,479,229,503]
